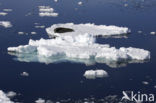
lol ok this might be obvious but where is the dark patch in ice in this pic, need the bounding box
[54,27,74,33]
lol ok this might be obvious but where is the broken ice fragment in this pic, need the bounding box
[84,69,108,79]
[38,6,58,17]
[20,72,29,77]
[0,21,12,28]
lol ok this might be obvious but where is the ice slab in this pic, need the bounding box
[8,33,150,68]
[46,23,130,38]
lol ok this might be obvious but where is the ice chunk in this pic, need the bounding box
[54,0,58,2]
[31,32,37,35]
[46,23,130,38]
[0,21,12,28]
[20,72,29,77]
[78,1,83,5]
[84,69,108,79]
[8,33,150,68]
[0,90,14,103]
[6,91,16,98]
[0,12,8,16]
[35,98,45,103]
[150,32,156,35]
[38,6,58,17]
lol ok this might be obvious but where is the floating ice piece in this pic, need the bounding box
[46,23,130,38]
[3,9,12,12]
[150,32,156,35]
[0,90,14,103]
[35,25,45,29]
[0,21,12,28]
[38,6,58,17]
[18,32,25,35]
[35,98,45,103]
[84,69,108,79]
[8,33,150,68]
[0,12,8,16]
[142,81,149,85]
[31,32,37,35]
[20,72,29,77]
[6,91,16,98]
[54,0,58,2]
[78,1,83,5]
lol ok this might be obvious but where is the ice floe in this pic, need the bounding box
[0,21,12,28]
[0,12,8,16]
[8,32,150,68]
[46,23,130,38]
[84,69,108,79]
[0,90,14,103]
[38,6,58,17]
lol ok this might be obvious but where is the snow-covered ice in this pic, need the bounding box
[38,6,58,17]
[84,69,108,79]
[0,21,12,28]
[46,23,130,38]
[8,32,150,68]
[0,90,14,103]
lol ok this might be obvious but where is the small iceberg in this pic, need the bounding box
[46,23,130,38]
[8,33,150,68]
[84,69,108,79]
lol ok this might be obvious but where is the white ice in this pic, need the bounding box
[8,33,150,67]
[46,23,130,38]
[0,90,14,103]
[0,12,8,16]
[0,21,12,28]
[38,6,58,17]
[84,69,108,79]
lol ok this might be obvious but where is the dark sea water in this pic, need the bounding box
[0,0,156,103]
